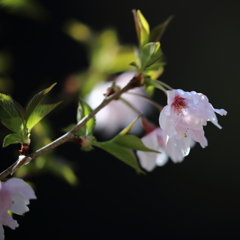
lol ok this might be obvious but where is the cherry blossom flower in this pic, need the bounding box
[85,71,153,137]
[0,178,36,240]
[136,125,195,171]
[136,127,168,171]
[159,89,227,158]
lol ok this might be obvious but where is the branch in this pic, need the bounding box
[0,75,142,180]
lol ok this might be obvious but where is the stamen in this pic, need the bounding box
[184,128,189,138]
[172,95,187,110]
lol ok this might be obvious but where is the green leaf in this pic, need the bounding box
[0,93,21,118]
[140,42,163,70]
[112,135,159,153]
[93,141,144,173]
[76,99,96,136]
[129,62,139,69]
[3,133,22,147]
[149,15,174,42]
[13,100,26,120]
[26,102,61,130]
[144,62,165,80]
[1,116,23,134]
[25,83,57,121]
[132,9,150,47]
[145,62,165,72]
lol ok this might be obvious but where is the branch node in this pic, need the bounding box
[19,143,30,156]
[129,73,144,88]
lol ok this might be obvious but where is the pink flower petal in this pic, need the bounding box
[136,128,168,171]
[0,177,36,239]
[4,178,36,200]
[159,89,227,157]
[0,224,5,240]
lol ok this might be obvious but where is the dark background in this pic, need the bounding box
[0,0,239,239]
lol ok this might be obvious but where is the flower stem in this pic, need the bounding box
[157,80,173,90]
[125,92,163,111]
[119,97,142,115]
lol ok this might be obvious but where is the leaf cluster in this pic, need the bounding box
[132,10,173,80]
[0,83,61,147]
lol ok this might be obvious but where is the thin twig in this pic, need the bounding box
[0,78,136,180]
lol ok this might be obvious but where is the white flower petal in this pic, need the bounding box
[4,178,36,200]
[137,151,158,172]
[214,108,227,116]
[137,128,169,171]
[136,129,160,171]
[0,224,5,240]
[0,177,36,238]
[9,194,29,214]
[155,150,168,166]
[159,89,227,159]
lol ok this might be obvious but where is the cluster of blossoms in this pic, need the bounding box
[137,89,227,171]
[0,9,229,240]
[0,178,36,240]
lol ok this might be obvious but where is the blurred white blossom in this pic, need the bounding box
[85,71,153,137]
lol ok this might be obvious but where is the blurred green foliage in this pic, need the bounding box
[0,51,14,93]
[0,0,48,21]
[64,19,138,97]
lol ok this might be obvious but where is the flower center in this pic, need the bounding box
[172,95,187,110]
